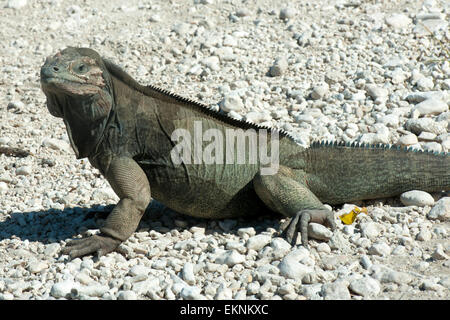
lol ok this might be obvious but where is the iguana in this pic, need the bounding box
[40,47,450,258]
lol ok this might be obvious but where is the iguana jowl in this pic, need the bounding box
[40,47,450,258]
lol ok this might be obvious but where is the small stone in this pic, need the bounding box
[149,14,162,22]
[278,248,313,279]
[246,234,272,251]
[237,227,256,237]
[385,13,411,29]
[180,286,204,300]
[400,190,435,207]
[44,243,60,257]
[321,280,351,300]
[368,242,391,256]
[235,8,250,17]
[0,182,8,193]
[405,118,447,135]
[128,265,150,277]
[219,93,244,112]
[51,280,76,298]
[16,166,32,176]
[398,134,418,146]
[416,77,434,91]
[431,244,448,260]
[269,57,288,77]
[416,229,432,241]
[349,276,381,297]
[360,222,382,240]
[378,268,413,285]
[215,250,245,266]
[360,255,372,270]
[117,290,137,300]
[171,22,190,36]
[310,83,329,100]
[308,223,333,241]
[365,84,389,102]
[181,262,196,285]
[279,7,296,20]
[412,99,448,116]
[427,197,450,221]
[27,260,48,273]
[5,0,27,9]
[316,242,331,253]
[42,138,71,152]
[201,56,220,71]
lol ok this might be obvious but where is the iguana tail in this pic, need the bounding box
[304,141,449,205]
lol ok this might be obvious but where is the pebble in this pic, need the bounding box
[308,223,333,241]
[277,248,313,279]
[365,84,389,102]
[16,166,32,176]
[246,234,272,251]
[310,83,329,100]
[215,250,245,266]
[118,290,137,300]
[269,57,288,77]
[219,93,244,112]
[427,197,450,221]
[349,276,381,298]
[400,190,435,207]
[279,7,296,20]
[368,242,391,256]
[431,244,448,260]
[0,182,8,193]
[181,262,196,285]
[51,280,77,299]
[385,14,411,29]
[412,99,448,116]
[5,0,27,9]
[321,280,351,300]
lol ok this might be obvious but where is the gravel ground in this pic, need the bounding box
[0,0,449,300]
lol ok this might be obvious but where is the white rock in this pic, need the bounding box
[5,0,27,9]
[237,227,256,237]
[72,284,109,297]
[308,223,333,241]
[16,166,32,176]
[416,229,432,241]
[385,14,411,29]
[316,243,331,253]
[360,222,382,240]
[27,260,48,273]
[219,93,244,112]
[379,269,413,285]
[117,290,137,300]
[427,197,450,221]
[269,57,288,77]
[51,280,76,298]
[405,118,447,135]
[42,138,71,152]
[279,7,296,20]
[416,77,434,91]
[0,182,8,193]
[246,234,271,251]
[412,99,448,116]
[171,22,190,36]
[310,83,329,100]
[400,190,435,207]
[215,250,245,266]
[398,134,418,146]
[278,248,313,279]
[201,56,220,71]
[321,280,351,300]
[349,276,381,297]
[180,286,204,300]
[223,35,237,47]
[128,265,150,277]
[405,91,450,104]
[431,244,449,260]
[44,243,60,257]
[181,262,196,285]
[368,242,391,256]
[365,84,389,102]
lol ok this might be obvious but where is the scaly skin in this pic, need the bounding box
[40,47,450,258]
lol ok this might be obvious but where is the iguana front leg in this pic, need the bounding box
[62,157,151,258]
[253,166,336,246]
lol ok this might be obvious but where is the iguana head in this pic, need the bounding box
[40,47,114,158]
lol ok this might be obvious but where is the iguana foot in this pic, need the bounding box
[280,209,336,247]
[61,234,121,258]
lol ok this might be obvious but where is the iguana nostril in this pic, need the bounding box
[53,66,59,72]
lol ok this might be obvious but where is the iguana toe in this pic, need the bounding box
[61,234,121,258]
[280,209,336,247]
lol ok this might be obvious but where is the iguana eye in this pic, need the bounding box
[76,63,88,73]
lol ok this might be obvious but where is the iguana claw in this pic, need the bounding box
[61,234,121,258]
[280,209,336,246]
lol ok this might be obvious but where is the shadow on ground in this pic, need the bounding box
[0,200,281,245]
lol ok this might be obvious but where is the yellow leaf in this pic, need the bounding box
[339,206,368,225]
